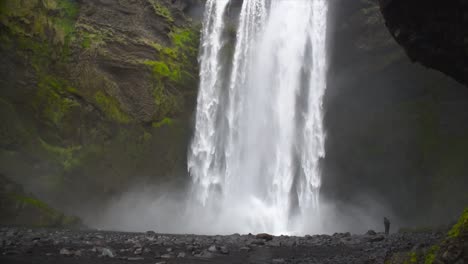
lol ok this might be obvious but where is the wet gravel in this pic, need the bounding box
[0,227,444,264]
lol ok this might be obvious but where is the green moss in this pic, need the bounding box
[424,245,439,264]
[78,29,106,50]
[39,138,82,171]
[142,131,152,142]
[11,194,56,215]
[0,98,30,148]
[403,252,418,264]
[148,0,174,22]
[152,117,174,128]
[141,26,199,120]
[94,91,131,124]
[81,35,91,49]
[35,75,80,129]
[152,83,183,118]
[144,60,171,78]
[170,27,199,53]
[9,193,82,228]
[447,208,468,238]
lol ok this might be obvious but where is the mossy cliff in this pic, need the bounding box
[0,0,200,220]
[0,174,82,228]
[386,208,468,264]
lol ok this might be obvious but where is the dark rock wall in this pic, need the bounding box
[379,0,468,86]
[323,0,468,228]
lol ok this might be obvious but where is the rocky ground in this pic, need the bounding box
[0,227,444,264]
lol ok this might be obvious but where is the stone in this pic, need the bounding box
[146,231,156,236]
[256,233,274,241]
[240,246,251,252]
[220,246,229,254]
[100,248,116,258]
[208,245,217,252]
[134,247,143,255]
[59,248,73,256]
[186,245,195,252]
[177,252,186,258]
[195,251,214,258]
[369,235,385,242]
[252,239,265,245]
[127,257,144,261]
[272,258,286,264]
[366,230,377,236]
[160,253,173,259]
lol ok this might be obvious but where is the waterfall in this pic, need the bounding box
[188,0,329,235]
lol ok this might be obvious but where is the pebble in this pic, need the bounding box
[256,233,274,241]
[160,253,173,259]
[134,247,143,255]
[100,248,115,258]
[127,257,144,261]
[272,258,286,264]
[59,248,72,256]
[208,245,217,252]
[240,246,251,252]
[220,246,229,254]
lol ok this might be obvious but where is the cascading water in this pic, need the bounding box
[188,0,329,235]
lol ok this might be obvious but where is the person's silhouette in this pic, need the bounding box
[384,217,390,235]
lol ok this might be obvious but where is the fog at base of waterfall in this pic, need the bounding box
[187,0,331,235]
[87,183,394,235]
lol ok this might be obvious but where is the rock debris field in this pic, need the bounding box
[0,227,443,264]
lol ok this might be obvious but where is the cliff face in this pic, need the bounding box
[324,0,468,227]
[379,0,468,86]
[0,0,200,217]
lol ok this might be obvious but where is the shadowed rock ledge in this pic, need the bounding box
[379,0,468,86]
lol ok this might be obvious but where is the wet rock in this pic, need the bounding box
[194,250,215,258]
[220,246,229,254]
[3,250,21,255]
[240,246,251,252]
[100,247,116,258]
[256,233,274,241]
[145,231,156,236]
[59,248,73,256]
[208,245,217,252]
[272,258,286,264]
[369,235,385,242]
[252,239,266,245]
[366,230,377,236]
[160,253,173,259]
[134,247,143,255]
[127,257,144,261]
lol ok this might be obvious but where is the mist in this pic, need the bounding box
[87,181,396,236]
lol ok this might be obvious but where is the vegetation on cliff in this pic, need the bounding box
[0,174,82,227]
[386,208,468,264]
[0,0,200,216]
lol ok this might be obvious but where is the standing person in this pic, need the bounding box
[384,217,390,235]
